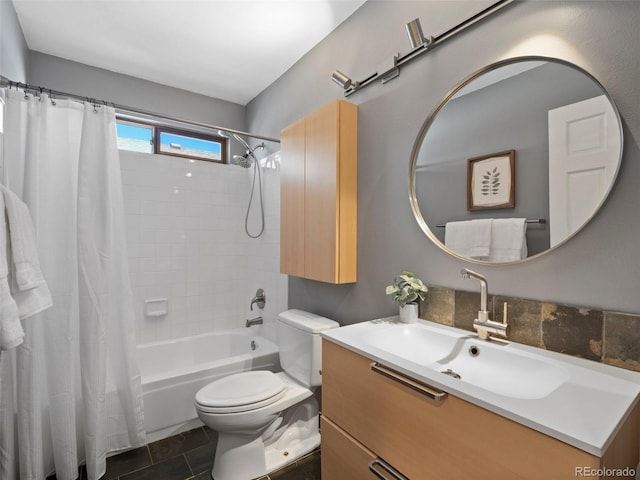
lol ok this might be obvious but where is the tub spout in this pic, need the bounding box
[245,316,263,328]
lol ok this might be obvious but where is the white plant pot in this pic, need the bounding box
[399,303,418,324]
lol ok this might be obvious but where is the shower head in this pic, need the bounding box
[229,134,266,168]
[231,153,253,168]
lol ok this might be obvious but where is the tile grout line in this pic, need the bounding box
[109,444,157,480]
[184,453,195,477]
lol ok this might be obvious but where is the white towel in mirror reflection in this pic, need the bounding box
[488,218,527,261]
[444,219,492,259]
[445,218,527,261]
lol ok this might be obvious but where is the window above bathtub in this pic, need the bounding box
[116,119,228,164]
[116,120,153,154]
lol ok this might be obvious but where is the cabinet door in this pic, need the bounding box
[322,340,601,480]
[335,100,358,283]
[304,101,340,283]
[280,118,306,278]
[321,416,379,480]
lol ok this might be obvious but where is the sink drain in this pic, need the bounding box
[441,368,461,379]
[469,345,480,357]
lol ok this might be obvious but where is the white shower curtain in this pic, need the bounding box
[0,89,145,480]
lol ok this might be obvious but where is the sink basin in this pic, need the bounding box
[360,322,463,365]
[432,338,570,399]
[327,319,570,399]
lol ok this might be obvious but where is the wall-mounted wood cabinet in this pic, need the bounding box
[280,100,357,284]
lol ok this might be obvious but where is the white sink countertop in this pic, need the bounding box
[321,317,640,457]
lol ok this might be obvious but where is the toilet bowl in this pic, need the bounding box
[194,310,339,480]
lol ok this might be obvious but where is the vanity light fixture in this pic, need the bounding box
[331,0,515,97]
[331,70,352,89]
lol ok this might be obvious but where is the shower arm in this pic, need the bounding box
[231,133,265,158]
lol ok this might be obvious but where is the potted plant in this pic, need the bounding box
[385,271,428,323]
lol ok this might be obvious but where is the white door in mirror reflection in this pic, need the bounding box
[548,95,620,247]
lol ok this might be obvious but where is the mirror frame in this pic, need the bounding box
[408,55,624,265]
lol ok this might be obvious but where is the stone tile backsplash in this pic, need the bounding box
[420,285,640,372]
[541,304,603,362]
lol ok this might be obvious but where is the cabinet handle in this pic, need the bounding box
[368,458,409,480]
[370,362,448,402]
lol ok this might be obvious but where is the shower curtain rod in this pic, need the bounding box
[0,75,280,144]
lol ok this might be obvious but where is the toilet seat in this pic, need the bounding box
[195,371,286,414]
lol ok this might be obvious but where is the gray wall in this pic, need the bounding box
[28,52,247,136]
[0,0,29,81]
[247,1,640,323]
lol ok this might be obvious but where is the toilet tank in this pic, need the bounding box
[277,309,339,388]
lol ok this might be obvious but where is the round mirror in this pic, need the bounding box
[409,56,623,264]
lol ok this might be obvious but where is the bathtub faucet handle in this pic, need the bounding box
[250,288,266,311]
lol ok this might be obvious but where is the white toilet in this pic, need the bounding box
[194,309,339,480]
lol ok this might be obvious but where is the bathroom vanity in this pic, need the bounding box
[321,319,640,479]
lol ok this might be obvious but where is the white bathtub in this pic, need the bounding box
[137,329,280,442]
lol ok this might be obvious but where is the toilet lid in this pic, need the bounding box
[195,371,286,409]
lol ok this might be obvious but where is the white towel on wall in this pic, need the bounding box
[444,219,492,259]
[488,218,528,261]
[1,185,46,291]
[0,186,53,320]
[0,193,24,351]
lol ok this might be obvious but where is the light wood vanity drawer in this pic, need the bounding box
[321,416,379,480]
[322,339,608,480]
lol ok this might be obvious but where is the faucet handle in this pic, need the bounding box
[250,288,266,311]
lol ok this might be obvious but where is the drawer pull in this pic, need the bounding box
[368,458,409,480]
[371,362,447,402]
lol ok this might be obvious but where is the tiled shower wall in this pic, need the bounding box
[120,150,286,344]
[421,286,640,372]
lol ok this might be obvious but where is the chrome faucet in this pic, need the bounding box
[250,288,266,311]
[245,316,263,328]
[460,269,509,341]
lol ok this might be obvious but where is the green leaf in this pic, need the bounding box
[385,285,399,295]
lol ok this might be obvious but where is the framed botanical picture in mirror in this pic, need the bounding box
[467,150,515,211]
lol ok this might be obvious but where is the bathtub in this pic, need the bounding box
[137,329,280,442]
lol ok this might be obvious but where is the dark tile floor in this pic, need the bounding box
[46,426,321,480]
